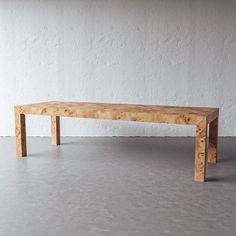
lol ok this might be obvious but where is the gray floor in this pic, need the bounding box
[0,137,236,236]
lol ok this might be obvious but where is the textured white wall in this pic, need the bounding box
[0,0,235,136]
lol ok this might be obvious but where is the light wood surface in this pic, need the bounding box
[15,101,219,125]
[15,101,219,182]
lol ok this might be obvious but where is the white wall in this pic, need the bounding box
[0,0,235,137]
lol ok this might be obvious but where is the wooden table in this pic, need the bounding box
[15,101,219,182]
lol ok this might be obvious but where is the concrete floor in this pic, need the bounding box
[0,137,236,236]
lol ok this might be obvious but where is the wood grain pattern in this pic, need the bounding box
[14,101,219,182]
[208,117,218,164]
[51,116,60,145]
[194,119,208,182]
[15,101,219,125]
[15,108,27,157]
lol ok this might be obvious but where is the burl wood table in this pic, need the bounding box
[15,101,219,182]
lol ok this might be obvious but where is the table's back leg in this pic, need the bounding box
[194,119,207,182]
[208,117,218,164]
[15,112,27,157]
[51,116,60,145]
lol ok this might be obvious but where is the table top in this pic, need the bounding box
[17,101,218,115]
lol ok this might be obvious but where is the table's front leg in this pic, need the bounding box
[194,119,207,182]
[208,117,218,164]
[15,111,27,157]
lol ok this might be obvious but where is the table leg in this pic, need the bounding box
[15,112,27,157]
[194,119,207,182]
[51,116,60,145]
[208,117,218,164]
